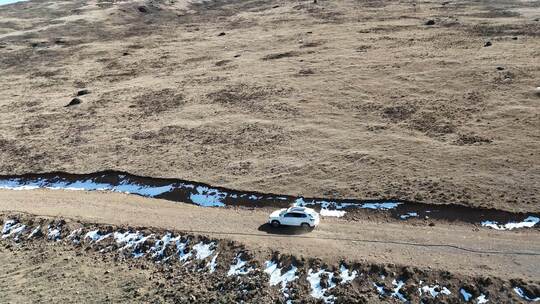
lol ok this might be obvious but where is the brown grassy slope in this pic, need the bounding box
[0,0,539,212]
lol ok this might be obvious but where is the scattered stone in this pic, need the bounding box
[76,89,90,96]
[484,41,492,47]
[272,5,280,8]
[233,54,241,58]
[496,66,504,71]
[65,98,82,107]
[512,37,518,40]
[218,32,226,37]
[138,6,148,13]
[122,52,130,56]
[425,20,435,26]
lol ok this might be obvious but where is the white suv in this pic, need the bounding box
[268,207,320,228]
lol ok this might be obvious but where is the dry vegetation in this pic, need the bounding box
[0,0,539,212]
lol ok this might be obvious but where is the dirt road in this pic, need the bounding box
[1,189,538,281]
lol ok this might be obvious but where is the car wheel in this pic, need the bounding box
[271,220,280,228]
[301,223,310,229]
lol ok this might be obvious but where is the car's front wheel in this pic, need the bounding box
[301,223,311,229]
[271,220,280,228]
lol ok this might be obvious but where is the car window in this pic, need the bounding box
[284,213,295,218]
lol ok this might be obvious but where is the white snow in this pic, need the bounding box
[85,230,111,243]
[460,288,473,301]
[481,216,539,230]
[264,261,298,291]
[514,287,540,302]
[419,284,451,298]
[2,223,26,239]
[207,253,219,273]
[113,231,152,257]
[320,209,346,217]
[193,242,215,260]
[477,294,488,303]
[149,233,175,259]
[227,254,253,276]
[175,239,192,262]
[47,226,61,241]
[362,202,400,210]
[306,268,337,303]
[400,212,418,220]
[0,177,173,198]
[28,226,41,239]
[391,280,407,302]
[339,264,357,284]
[2,220,17,234]
[190,186,226,207]
[374,283,386,296]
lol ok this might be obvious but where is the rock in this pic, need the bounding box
[425,20,435,26]
[496,66,504,70]
[484,41,492,47]
[428,222,435,227]
[512,36,518,40]
[76,89,90,96]
[138,6,148,13]
[217,32,226,37]
[65,98,82,107]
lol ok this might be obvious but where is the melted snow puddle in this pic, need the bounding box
[0,172,538,230]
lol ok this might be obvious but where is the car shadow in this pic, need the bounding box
[257,223,314,235]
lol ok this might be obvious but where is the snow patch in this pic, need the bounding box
[113,231,152,257]
[400,212,418,220]
[514,287,540,302]
[264,261,298,291]
[193,242,215,260]
[207,253,219,273]
[374,283,386,296]
[419,284,451,298]
[28,226,41,239]
[391,279,407,302]
[227,254,253,276]
[339,264,357,284]
[320,209,346,217]
[190,186,226,207]
[477,294,488,303]
[481,216,539,230]
[460,288,473,302]
[2,223,26,240]
[84,230,111,243]
[307,268,337,303]
[175,239,192,262]
[47,225,61,241]
[149,233,175,259]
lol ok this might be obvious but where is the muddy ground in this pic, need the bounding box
[1,212,539,303]
[0,0,539,212]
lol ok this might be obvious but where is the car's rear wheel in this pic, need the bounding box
[271,220,280,228]
[301,223,310,229]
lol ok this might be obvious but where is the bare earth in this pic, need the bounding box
[1,189,538,281]
[0,0,539,212]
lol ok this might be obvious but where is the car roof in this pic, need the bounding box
[287,206,316,214]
